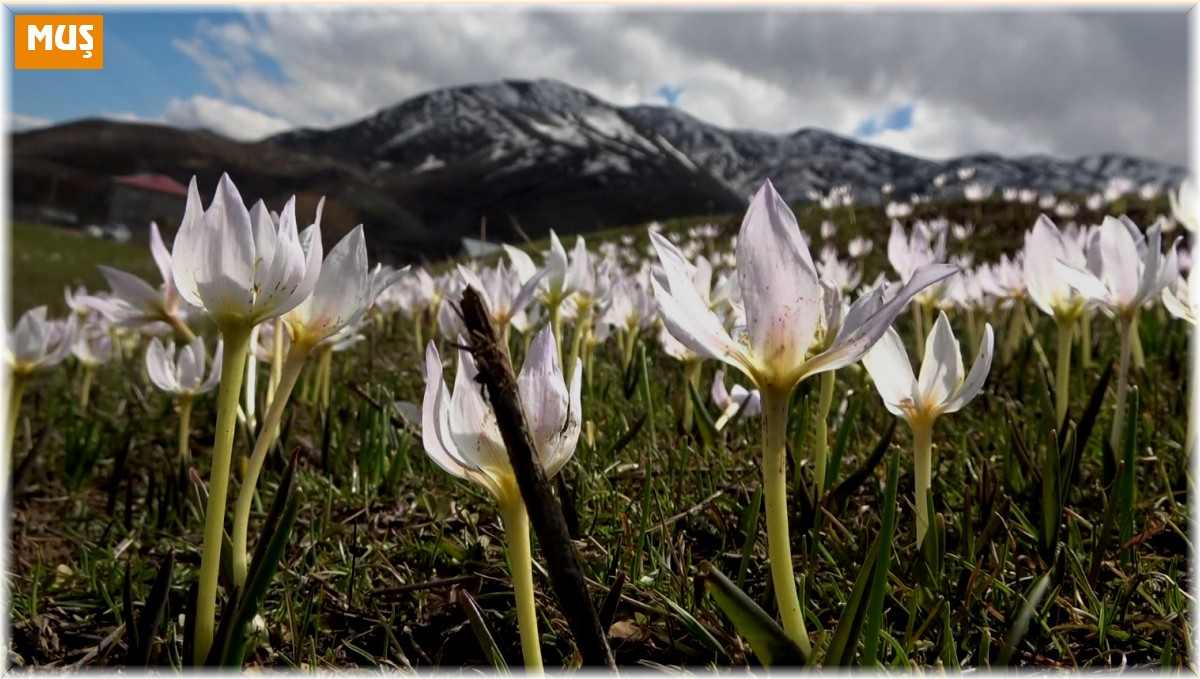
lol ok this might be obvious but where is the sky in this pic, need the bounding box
[8,6,1191,166]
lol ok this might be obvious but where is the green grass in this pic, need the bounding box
[10,221,158,320]
[6,198,1192,670]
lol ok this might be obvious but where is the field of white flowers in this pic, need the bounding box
[6,172,1195,669]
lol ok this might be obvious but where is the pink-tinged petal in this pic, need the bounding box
[546,230,570,294]
[801,263,958,379]
[420,342,474,482]
[649,231,752,366]
[200,340,224,393]
[252,198,312,320]
[517,325,570,460]
[544,358,582,480]
[941,323,995,415]
[861,327,916,418]
[710,368,732,409]
[918,311,963,408]
[10,307,47,365]
[171,178,208,308]
[98,266,163,314]
[503,245,539,284]
[1163,286,1195,323]
[291,225,366,341]
[192,174,256,318]
[1054,261,1109,304]
[145,338,179,393]
[510,268,548,318]
[736,180,821,379]
[650,275,755,379]
[177,336,203,391]
[249,200,278,266]
[1098,216,1140,306]
[148,223,174,298]
[887,220,909,278]
[448,346,508,476]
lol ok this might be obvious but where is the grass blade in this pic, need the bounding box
[997,573,1052,666]
[458,589,509,672]
[700,561,807,667]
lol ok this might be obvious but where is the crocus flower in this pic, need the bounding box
[422,325,580,671]
[1163,269,1195,325]
[170,173,323,665]
[8,306,78,379]
[711,369,761,431]
[145,336,224,398]
[1169,178,1197,233]
[863,311,994,544]
[650,179,955,653]
[173,175,323,331]
[233,225,388,586]
[505,230,574,342]
[96,222,196,341]
[70,320,115,409]
[1056,216,1178,451]
[458,261,544,345]
[1024,214,1091,425]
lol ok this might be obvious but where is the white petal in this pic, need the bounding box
[145,337,179,393]
[420,342,475,482]
[99,266,162,314]
[941,323,995,415]
[517,325,570,461]
[918,311,962,408]
[861,327,916,418]
[801,263,958,379]
[736,180,822,380]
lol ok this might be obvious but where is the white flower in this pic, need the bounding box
[863,311,994,430]
[421,325,581,504]
[145,336,224,397]
[1055,216,1178,318]
[1169,178,1197,233]
[651,180,956,394]
[284,225,376,349]
[7,307,78,377]
[171,174,323,330]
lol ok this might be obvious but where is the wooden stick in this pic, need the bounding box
[459,286,616,670]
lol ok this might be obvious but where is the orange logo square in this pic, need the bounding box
[14,15,103,69]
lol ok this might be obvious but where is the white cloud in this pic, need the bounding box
[10,113,52,131]
[163,95,292,141]
[170,8,1187,164]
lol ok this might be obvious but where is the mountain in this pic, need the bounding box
[13,78,1186,261]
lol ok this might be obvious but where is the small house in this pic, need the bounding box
[107,173,189,241]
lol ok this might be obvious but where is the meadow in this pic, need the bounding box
[5,178,1194,670]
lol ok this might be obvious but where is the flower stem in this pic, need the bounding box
[6,372,29,467]
[566,304,592,390]
[813,370,836,496]
[1080,308,1093,369]
[177,395,193,471]
[194,326,252,666]
[1111,313,1135,454]
[760,386,812,655]
[912,420,934,547]
[681,359,701,432]
[413,311,424,357]
[1055,318,1075,427]
[231,346,309,586]
[1130,312,1145,371]
[317,346,333,412]
[267,317,284,412]
[912,303,926,361]
[168,314,197,343]
[499,498,543,673]
[79,365,95,410]
[244,325,259,432]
